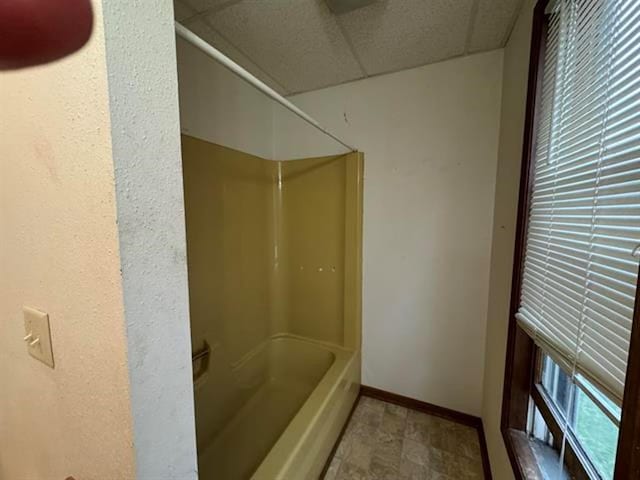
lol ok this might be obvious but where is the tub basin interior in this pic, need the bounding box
[197,335,341,480]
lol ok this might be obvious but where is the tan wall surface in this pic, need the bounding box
[182,136,273,448]
[182,136,273,367]
[281,156,347,345]
[182,136,361,360]
[481,0,537,478]
[0,2,135,478]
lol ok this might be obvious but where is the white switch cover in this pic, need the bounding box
[23,306,54,368]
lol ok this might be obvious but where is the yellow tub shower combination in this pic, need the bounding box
[181,135,363,480]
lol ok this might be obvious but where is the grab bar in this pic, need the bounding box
[192,342,211,384]
[192,343,210,363]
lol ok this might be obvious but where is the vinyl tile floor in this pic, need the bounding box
[322,396,485,480]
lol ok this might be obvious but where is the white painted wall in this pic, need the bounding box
[274,51,504,416]
[0,3,136,479]
[176,36,351,160]
[481,0,536,478]
[177,37,274,159]
[102,2,198,478]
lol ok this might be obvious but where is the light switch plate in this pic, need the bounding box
[23,306,55,368]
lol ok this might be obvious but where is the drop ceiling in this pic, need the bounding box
[174,0,523,95]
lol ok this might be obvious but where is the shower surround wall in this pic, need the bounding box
[280,156,349,344]
[181,135,362,479]
[181,136,359,367]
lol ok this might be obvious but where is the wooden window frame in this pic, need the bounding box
[501,0,640,478]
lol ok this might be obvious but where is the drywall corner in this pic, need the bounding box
[101,1,198,478]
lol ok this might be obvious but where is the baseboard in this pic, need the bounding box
[476,418,493,480]
[359,385,493,480]
[360,385,480,428]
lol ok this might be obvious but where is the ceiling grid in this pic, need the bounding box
[463,0,481,54]
[335,15,369,78]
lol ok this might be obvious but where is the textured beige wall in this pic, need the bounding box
[481,0,536,478]
[0,2,136,479]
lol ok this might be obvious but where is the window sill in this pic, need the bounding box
[502,428,573,480]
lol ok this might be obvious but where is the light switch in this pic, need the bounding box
[23,306,54,368]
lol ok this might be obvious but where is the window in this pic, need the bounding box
[537,354,620,478]
[501,0,640,478]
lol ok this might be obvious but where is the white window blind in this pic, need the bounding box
[516,0,640,404]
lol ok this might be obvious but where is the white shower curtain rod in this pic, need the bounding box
[174,22,357,153]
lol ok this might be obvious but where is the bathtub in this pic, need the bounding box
[196,334,360,480]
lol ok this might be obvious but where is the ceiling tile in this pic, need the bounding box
[468,0,523,53]
[182,19,288,94]
[207,0,364,94]
[337,0,474,76]
[174,0,196,22]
